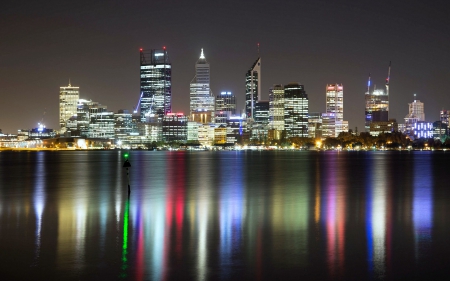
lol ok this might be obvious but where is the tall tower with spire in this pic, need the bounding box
[190,49,215,122]
[245,44,261,119]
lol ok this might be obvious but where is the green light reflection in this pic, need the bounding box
[120,199,130,278]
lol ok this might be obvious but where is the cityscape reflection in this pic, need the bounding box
[0,151,448,280]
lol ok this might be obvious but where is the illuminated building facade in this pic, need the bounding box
[269,85,284,131]
[77,99,108,137]
[326,84,343,121]
[254,101,269,125]
[59,82,79,133]
[162,113,188,142]
[198,123,216,146]
[190,49,214,118]
[432,121,448,141]
[140,48,171,121]
[114,110,135,144]
[29,124,56,139]
[369,119,398,137]
[335,120,349,137]
[308,112,322,139]
[365,88,389,132]
[365,64,391,132]
[226,116,244,144]
[414,122,433,139]
[214,125,227,144]
[284,83,308,137]
[404,96,425,128]
[321,113,336,138]
[215,91,236,125]
[76,99,115,139]
[440,110,449,125]
[245,57,261,119]
[88,111,115,139]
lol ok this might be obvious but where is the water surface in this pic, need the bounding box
[0,151,449,280]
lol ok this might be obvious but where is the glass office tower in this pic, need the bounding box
[59,82,80,133]
[284,83,308,137]
[140,48,171,122]
[245,57,261,119]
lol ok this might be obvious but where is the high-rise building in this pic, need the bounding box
[433,121,448,141]
[140,48,171,122]
[365,63,391,132]
[440,110,449,125]
[308,112,322,139]
[365,89,389,131]
[254,101,270,125]
[190,49,215,117]
[321,113,336,138]
[326,84,343,121]
[215,91,236,125]
[162,113,188,142]
[405,95,425,124]
[404,94,425,137]
[269,85,285,131]
[245,57,261,119]
[284,83,308,137]
[114,110,134,145]
[59,82,79,133]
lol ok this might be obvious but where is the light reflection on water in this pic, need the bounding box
[413,152,433,261]
[0,151,449,280]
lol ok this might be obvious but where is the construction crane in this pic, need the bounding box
[133,92,143,114]
[133,92,154,117]
[37,109,46,131]
[37,108,46,125]
[385,61,391,96]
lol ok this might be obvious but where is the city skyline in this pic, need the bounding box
[1,0,450,133]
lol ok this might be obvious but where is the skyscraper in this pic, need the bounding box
[405,95,425,124]
[245,57,261,119]
[140,48,171,122]
[215,91,236,125]
[254,101,270,125]
[59,82,79,133]
[440,110,449,125]
[365,63,391,132]
[190,49,215,119]
[269,85,284,131]
[326,84,343,121]
[324,83,348,137]
[284,83,308,137]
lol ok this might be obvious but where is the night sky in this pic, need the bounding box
[1,0,450,134]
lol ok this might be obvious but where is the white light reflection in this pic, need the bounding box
[196,157,213,281]
[145,155,167,281]
[32,152,46,264]
[115,152,123,227]
[197,196,208,281]
[57,153,88,271]
[371,154,386,278]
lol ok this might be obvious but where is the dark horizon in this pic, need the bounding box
[1,0,450,133]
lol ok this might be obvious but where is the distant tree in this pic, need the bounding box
[324,137,340,149]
